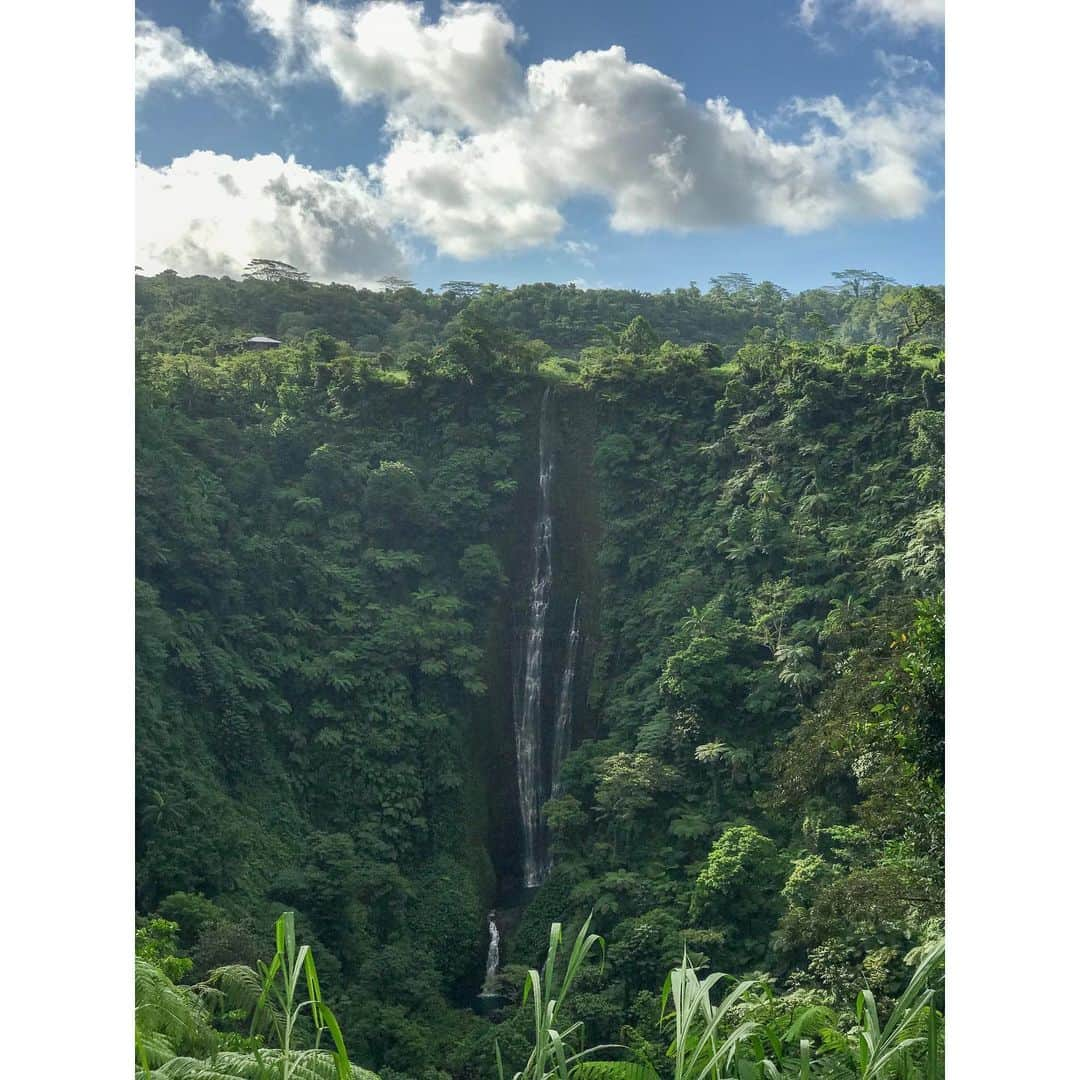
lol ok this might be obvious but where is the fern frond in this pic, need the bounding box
[571,1061,661,1080]
[135,958,215,1061]
[204,964,281,1033]
[150,1050,378,1079]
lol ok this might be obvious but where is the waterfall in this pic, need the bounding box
[482,912,500,993]
[550,597,581,798]
[514,388,554,887]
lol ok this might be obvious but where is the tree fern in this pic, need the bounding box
[571,1063,661,1080]
[147,1050,377,1079]
[204,912,351,1080]
[138,914,358,1080]
[136,956,216,1071]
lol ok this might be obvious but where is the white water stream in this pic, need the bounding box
[514,388,554,888]
[550,596,581,798]
[482,912,500,993]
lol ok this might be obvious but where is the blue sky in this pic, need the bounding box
[135,0,944,292]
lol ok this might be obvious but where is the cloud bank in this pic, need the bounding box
[135,151,408,285]
[244,0,523,128]
[137,2,943,281]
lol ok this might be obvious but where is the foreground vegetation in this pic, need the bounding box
[136,272,943,1078]
[137,913,943,1078]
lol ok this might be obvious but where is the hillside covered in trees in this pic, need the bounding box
[135,269,943,359]
[135,271,944,1079]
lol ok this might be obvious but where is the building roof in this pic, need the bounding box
[246,335,282,344]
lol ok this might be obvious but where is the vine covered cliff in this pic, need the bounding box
[136,274,943,1077]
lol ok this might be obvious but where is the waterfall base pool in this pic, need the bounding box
[473,991,508,1016]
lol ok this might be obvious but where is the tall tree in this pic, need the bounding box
[440,280,484,298]
[886,286,946,347]
[243,258,309,283]
[378,275,416,292]
[831,269,896,299]
[709,272,755,295]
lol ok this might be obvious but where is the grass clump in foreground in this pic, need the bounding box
[499,916,944,1080]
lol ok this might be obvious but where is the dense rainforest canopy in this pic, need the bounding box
[135,271,944,1079]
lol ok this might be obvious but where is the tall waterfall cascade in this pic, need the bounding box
[482,912,500,993]
[551,596,581,799]
[512,390,583,888]
[514,389,554,888]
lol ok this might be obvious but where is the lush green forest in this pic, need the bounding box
[135,270,943,359]
[135,271,944,1079]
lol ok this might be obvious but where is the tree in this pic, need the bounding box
[378,275,416,292]
[136,918,193,984]
[158,891,224,950]
[191,919,261,981]
[620,315,660,355]
[693,741,731,804]
[690,825,785,949]
[362,460,424,534]
[805,311,831,339]
[595,752,676,856]
[441,280,485,298]
[277,310,316,340]
[243,258,309,283]
[608,910,682,1000]
[831,269,896,300]
[708,272,755,295]
[885,286,945,347]
[458,543,507,596]
[544,794,589,849]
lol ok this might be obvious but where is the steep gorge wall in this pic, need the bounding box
[138,363,589,1006]
[137,320,945,1070]
[476,385,604,901]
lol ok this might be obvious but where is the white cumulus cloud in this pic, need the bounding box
[135,18,270,101]
[242,0,522,127]
[370,44,943,256]
[137,2,944,273]
[135,151,409,284]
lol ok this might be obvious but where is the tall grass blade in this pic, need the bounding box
[926,1005,940,1080]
